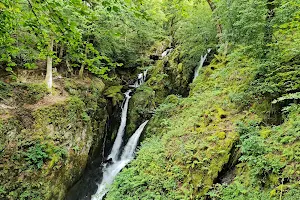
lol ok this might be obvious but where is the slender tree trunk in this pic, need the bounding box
[66,59,73,76]
[79,44,89,79]
[79,63,85,78]
[59,43,64,59]
[265,0,275,45]
[45,38,53,89]
[206,0,216,10]
[206,0,223,41]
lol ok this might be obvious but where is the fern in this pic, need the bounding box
[272,92,300,104]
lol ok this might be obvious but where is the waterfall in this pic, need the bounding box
[121,120,149,160]
[91,121,149,200]
[161,48,173,58]
[129,70,148,88]
[107,90,131,161]
[193,48,212,81]
[91,70,149,199]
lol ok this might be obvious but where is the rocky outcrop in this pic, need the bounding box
[126,47,193,138]
[0,77,110,199]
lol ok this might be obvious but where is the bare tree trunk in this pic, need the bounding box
[66,59,73,76]
[79,63,85,79]
[45,38,54,89]
[206,0,216,10]
[79,44,89,79]
[59,43,64,59]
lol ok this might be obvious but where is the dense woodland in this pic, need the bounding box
[0,0,300,199]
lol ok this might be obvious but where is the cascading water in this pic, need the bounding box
[129,70,148,88]
[107,90,131,161]
[193,48,212,81]
[121,120,149,161]
[91,71,149,200]
[161,48,173,58]
[91,121,149,200]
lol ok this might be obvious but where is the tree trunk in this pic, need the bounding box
[264,0,275,45]
[45,38,53,89]
[206,0,216,11]
[59,43,64,59]
[206,0,223,41]
[79,44,89,79]
[79,63,85,79]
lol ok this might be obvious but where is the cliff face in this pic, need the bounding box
[0,77,109,199]
[126,47,194,138]
[106,54,300,199]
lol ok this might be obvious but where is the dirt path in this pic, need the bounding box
[24,94,68,110]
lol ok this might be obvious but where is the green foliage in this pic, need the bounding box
[104,85,124,106]
[0,76,110,199]
[175,1,217,67]
[272,92,300,104]
[208,104,300,199]
[24,143,49,169]
[237,122,285,182]
[0,0,165,78]
[154,94,181,118]
[0,81,13,100]
[216,0,268,56]
[23,141,67,170]
[108,52,250,199]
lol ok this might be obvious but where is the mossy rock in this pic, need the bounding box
[0,78,109,200]
[11,83,49,105]
[104,85,124,106]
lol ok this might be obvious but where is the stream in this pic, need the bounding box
[66,71,149,200]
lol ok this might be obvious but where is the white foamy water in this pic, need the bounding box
[193,48,212,81]
[91,121,149,200]
[107,90,131,161]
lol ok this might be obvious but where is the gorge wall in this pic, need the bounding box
[0,76,117,199]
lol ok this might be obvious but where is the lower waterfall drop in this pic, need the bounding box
[91,121,149,200]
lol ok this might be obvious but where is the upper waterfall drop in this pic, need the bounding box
[193,48,212,81]
[91,121,149,200]
[107,90,132,161]
[129,70,148,88]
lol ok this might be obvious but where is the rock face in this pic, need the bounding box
[0,77,110,200]
[126,47,193,138]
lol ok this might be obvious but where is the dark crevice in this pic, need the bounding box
[214,140,241,185]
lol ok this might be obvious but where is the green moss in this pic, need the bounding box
[126,49,193,137]
[108,49,300,199]
[260,128,272,138]
[10,83,49,104]
[107,56,251,199]
[217,132,226,140]
[104,85,124,106]
[0,78,109,200]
